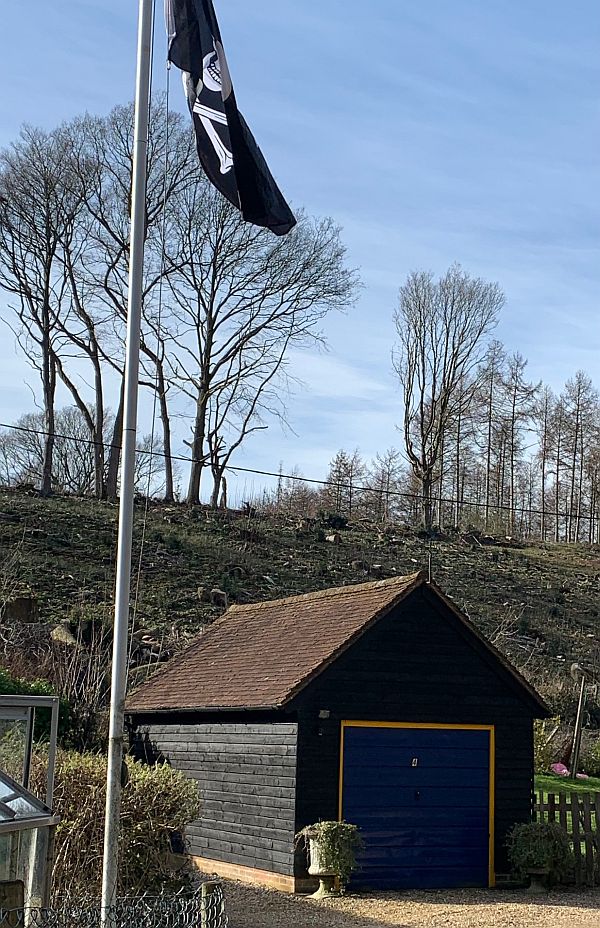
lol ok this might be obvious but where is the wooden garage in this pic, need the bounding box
[126,571,549,892]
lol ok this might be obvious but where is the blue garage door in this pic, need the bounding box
[341,724,492,890]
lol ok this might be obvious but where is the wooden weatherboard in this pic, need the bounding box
[128,579,546,890]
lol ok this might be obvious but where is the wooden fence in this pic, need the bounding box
[534,789,600,886]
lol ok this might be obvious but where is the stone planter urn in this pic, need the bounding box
[307,832,338,898]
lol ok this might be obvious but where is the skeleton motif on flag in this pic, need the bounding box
[192,40,234,175]
[166,0,296,235]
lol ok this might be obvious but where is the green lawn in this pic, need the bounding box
[535,773,600,794]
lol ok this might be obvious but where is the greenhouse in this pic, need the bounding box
[0,694,59,910]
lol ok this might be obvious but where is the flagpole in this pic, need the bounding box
[100,0,153,919]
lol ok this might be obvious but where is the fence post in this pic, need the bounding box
[571,793,583,885]
[201,881,223,928]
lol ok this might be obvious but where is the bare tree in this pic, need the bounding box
[550,395,567,542]
[439,373,479,529]
[319,449,367,518]
[502,352,540,534]
[476,340,508,530]
[393,264,504,531]
[0,414,46,487]
[0,126,81,494]
[365,448,404,523]
[534,385,555,541]
[0,408,100,494]
[205,339,291,508]
[66,101,194,500]
[562,372,598,541]
[53,166,113,499]
[164,177,358,505]
[261,466,320,517]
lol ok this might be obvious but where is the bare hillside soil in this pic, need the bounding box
[2,488,600,711]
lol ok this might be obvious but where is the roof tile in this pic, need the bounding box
[126,572,424,711]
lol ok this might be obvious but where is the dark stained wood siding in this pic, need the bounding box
[129,585,540,885]
[291,587,535,875]
[134,721,297,876]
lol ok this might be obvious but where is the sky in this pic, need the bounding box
[0,1,599,499]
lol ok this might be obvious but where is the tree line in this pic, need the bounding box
[0,104,594,543]
[0,98,356,503]
[266,266,600,544]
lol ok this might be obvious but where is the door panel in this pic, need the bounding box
[341,724,492,889]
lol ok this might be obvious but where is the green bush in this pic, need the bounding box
[581,737,600,778]
[30,750,201,897]
[506,822,572,884]
[297,821,362,890]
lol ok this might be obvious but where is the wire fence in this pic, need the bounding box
[0,885,228,928]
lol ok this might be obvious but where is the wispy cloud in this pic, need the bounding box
[0,0,598,491]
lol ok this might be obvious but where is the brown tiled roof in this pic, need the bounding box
[126,571,549,716]
[126,571,425,712]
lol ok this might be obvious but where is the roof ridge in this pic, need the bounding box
[227,570,425,614]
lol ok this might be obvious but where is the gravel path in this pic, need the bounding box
[221,880,600,928]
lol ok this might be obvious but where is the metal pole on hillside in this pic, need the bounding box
[570,674,587,780]
[100,0,153,919]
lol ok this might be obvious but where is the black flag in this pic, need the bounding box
[165,0,296,236]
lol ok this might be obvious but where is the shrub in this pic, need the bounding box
[318,511,348,530]
[581,737,600,778]
[297,821,362,890]
[30,750,201,897]
[506,822,572,884]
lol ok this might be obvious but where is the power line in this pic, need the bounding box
[0,417,596,526]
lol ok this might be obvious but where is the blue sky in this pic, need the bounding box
[0,1,599,497]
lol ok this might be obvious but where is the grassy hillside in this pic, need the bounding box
[1,488,599,717]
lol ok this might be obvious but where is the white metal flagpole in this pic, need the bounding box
[101,0,154,919]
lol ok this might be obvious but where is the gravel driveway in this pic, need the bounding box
[221,880,600,928]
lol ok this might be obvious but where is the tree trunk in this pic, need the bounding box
[93,352,105,500]
[40,330,56,497]
[590,472,597,544]
[568,396,580,543]
[41,363,55,496]
[384,471,391,523]
[498,435,506,532]
[93,427,105,500]
[484,375,494,530]
[219,475,228,510]
[422,472,433,532]
[187,387,209,505]
[106,377,125,502]
[540,400,548,541]
[575,441,585,542]
[454,409,462,529]
[208,470,228,510]
[509,390,517,535]
[156,369,174,503]
[210,466,226,509]
[437,432,445,528]
[554,421,562,543]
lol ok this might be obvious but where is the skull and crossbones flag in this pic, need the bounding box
[165,0,296,236]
